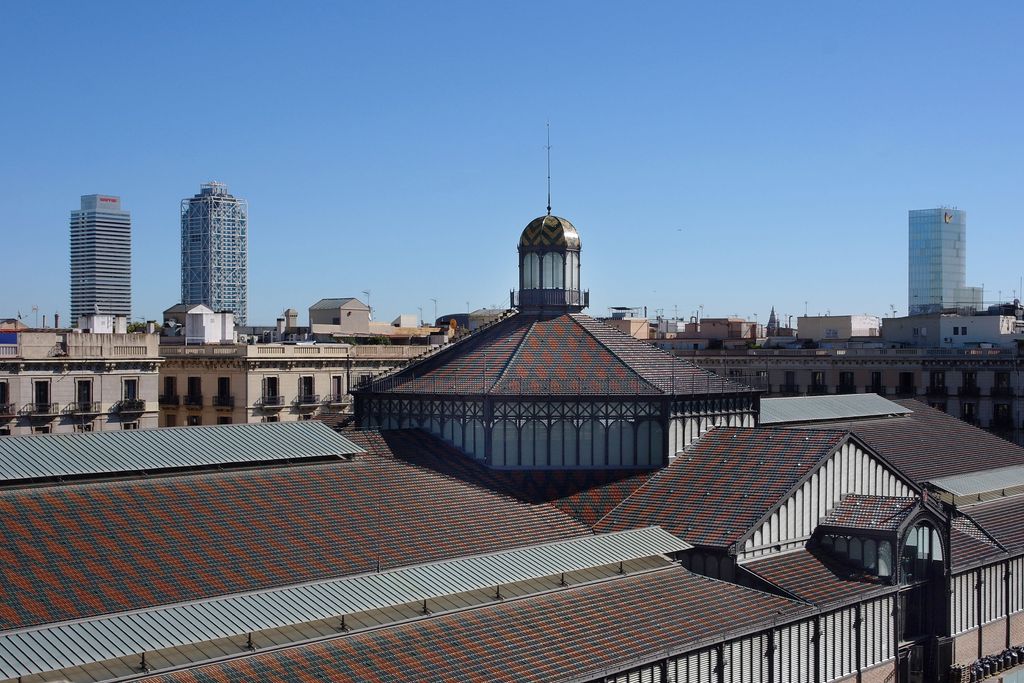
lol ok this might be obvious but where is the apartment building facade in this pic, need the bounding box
[679,347,1024,446]
[157,342,424,427]
[0,329,160,435]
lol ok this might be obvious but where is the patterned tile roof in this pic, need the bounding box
[0,435,588,631]
[950,515,1006,569]
[361,312,753,396]
[795,400,1024,483]
[374,429,655,527]
[962,495,1024,555]
[821,495,918,533]
[141,566,810,683]
[742,549,893,606]
[595,428,847,548]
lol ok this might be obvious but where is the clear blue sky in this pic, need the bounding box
[2,1,1022,327]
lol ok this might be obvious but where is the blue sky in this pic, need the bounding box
[2,2,1022,326]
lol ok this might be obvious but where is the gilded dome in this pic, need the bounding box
[519,215,581,250]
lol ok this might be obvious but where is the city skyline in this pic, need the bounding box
[3,2,1023,326]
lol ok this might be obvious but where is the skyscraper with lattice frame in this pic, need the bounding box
[180,182,248,324]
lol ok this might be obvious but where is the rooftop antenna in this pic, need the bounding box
[545,121,552,215]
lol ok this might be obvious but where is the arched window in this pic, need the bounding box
[542,253,564,289]
[578,419,604,466]
[607,421,634,467]
[636,420,662,466]
[901,522,941,583]
[523,253,540,289]
[550,420,576,467]
[465,420,485,460]
[520,421,547,467]
[491,420,515,467]
[566,252,579,290]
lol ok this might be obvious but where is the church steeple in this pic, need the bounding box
[513,214,587,313]
[767,306,779,336]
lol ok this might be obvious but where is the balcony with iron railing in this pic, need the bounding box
[295,394,321,407]
[20,403,59,417]
[991,387,1016,398]
[159,394,180,406]
[894,386,917,398]
[114,399,146,413]
[776,384,801,396]
[864,385,887,396]
[257,395,285,409]
[808,384,829,396]
[836,384,857,395]
[925,385,948,397]
[957,385,981,398]
[184,394,203,408]
[0,402,15,417]
[66,402,101,415]
[324,394,349,405]
[212,395,235,409]
[511,289,589,309]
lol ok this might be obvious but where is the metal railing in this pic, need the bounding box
[957,386,981,398]
[808,384,829,395]
[836,384,858,395]
[864,385,886,396]
[258,395,285,408]
[990,418,1016,431]
[67,402,100,414]
[991,387,1016,398]
[159,394,180,405]
[323,394,349,405]
[213,395,235,408]
[0,402,13,416]
[511,289,590,308]
[894,386,917,397]
[114,399,146,413]
[184,394,203,407]
[925,385,948,397]
[20,403,59,416]
[296,394,321,406]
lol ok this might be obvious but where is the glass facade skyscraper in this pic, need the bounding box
[70,194,131,322]
[908,208,982,315]
[180,182,248,324]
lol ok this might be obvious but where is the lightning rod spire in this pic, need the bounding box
[546,122,552,215]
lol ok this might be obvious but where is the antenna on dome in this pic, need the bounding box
[545,121,552,215]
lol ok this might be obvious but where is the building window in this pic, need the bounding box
[298,376,315,401]
[76,379,93,407]
[0,381,8,408]
[163,376,176,398]
[263,415,280,423]
[123,378,138,401]
[121,421,139,430]
[74,422,94,433]
[217,416,232,425]
[263,376,279,400]
[186,415,201,426]
[33,425,51,435]
[961,402,977,423]
[0,427,10,436]
[187,376,202,405]
[33,380,50,409]
[331,375,344,399]
[165,414,177,427]
[870,371,883,393]
[930,371,945,388]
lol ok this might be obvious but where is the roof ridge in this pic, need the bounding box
[491,315,540,391]
[568,314,663,394]
[360,310,520,389]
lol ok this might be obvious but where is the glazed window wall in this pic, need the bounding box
[490,418,662,469]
